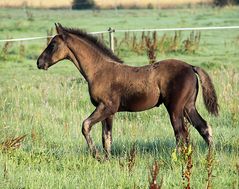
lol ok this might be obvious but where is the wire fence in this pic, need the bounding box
[1,25,239,43]
[114,26,239,33]
[0,25,238,66]
[0,31,109,43]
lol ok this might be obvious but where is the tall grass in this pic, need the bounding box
[0,65,238,188]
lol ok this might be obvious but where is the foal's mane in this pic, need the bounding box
[61,26,123,63]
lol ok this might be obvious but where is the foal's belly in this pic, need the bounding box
[119,92,160,112]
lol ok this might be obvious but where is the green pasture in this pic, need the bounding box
[0,7,239,188]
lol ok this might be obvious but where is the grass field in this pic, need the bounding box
[0,7,239,188]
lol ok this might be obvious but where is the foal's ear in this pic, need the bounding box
[55,23,67,41]
[55,23,64,35]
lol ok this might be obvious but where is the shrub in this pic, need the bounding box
[213,0,239,6]
[72,0,95,9]
[147,3,154,9]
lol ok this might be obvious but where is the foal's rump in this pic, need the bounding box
[155,59,198,106]
[155,59,218,116]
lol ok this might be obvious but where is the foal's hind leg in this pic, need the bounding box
[169,111,189,147]
[185,106,213,145]
[166,102,189,147]
[101,115,113,160]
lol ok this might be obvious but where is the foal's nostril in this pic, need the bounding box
[37,59,44,69]
[37,60,41,69]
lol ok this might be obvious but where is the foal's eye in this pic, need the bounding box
[48,43,55,51]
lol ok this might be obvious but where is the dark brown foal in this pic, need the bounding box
[37,23,218,159]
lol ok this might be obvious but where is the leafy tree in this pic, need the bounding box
[213,0,239,6]
[72,0,95,9]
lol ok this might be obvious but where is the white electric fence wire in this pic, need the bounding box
[0,26,239,43]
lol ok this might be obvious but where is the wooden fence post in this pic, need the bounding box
[108,27,115,52]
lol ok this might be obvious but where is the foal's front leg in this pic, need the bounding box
[102,115,113,160]
[82,103,114,159]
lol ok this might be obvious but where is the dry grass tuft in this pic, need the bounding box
[145,31,158,64]
[206,145,214,189]
[119,143,137,173]
[183,31,201,53]
[19,42,25,61]
[1,134,27,152]
[178,120,193,189]
[148,161,163,189]
[1,41,12,60]
[1,134,27,180]
[115,31,201,62]
[181,145,193,189]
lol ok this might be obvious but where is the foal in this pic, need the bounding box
[37,24,218,159]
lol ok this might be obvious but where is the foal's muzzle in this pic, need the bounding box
[37,59,48,70]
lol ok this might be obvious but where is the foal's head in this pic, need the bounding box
[37,24,69,70]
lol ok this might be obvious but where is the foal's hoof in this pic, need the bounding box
[92,153,106,163]
[103,155,111,162]
[93,153,101,161]
[94,155,111,163]
[98,155,111,163]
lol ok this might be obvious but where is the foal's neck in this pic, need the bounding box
[67,34,108,82]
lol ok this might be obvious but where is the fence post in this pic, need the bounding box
[108,27,115,52]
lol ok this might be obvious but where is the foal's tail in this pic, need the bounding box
[193,66,219,116]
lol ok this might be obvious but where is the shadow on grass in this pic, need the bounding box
[110,137,239,158]
[18,136,238,163]
[111,138,176,158]
[187,139,239,155]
